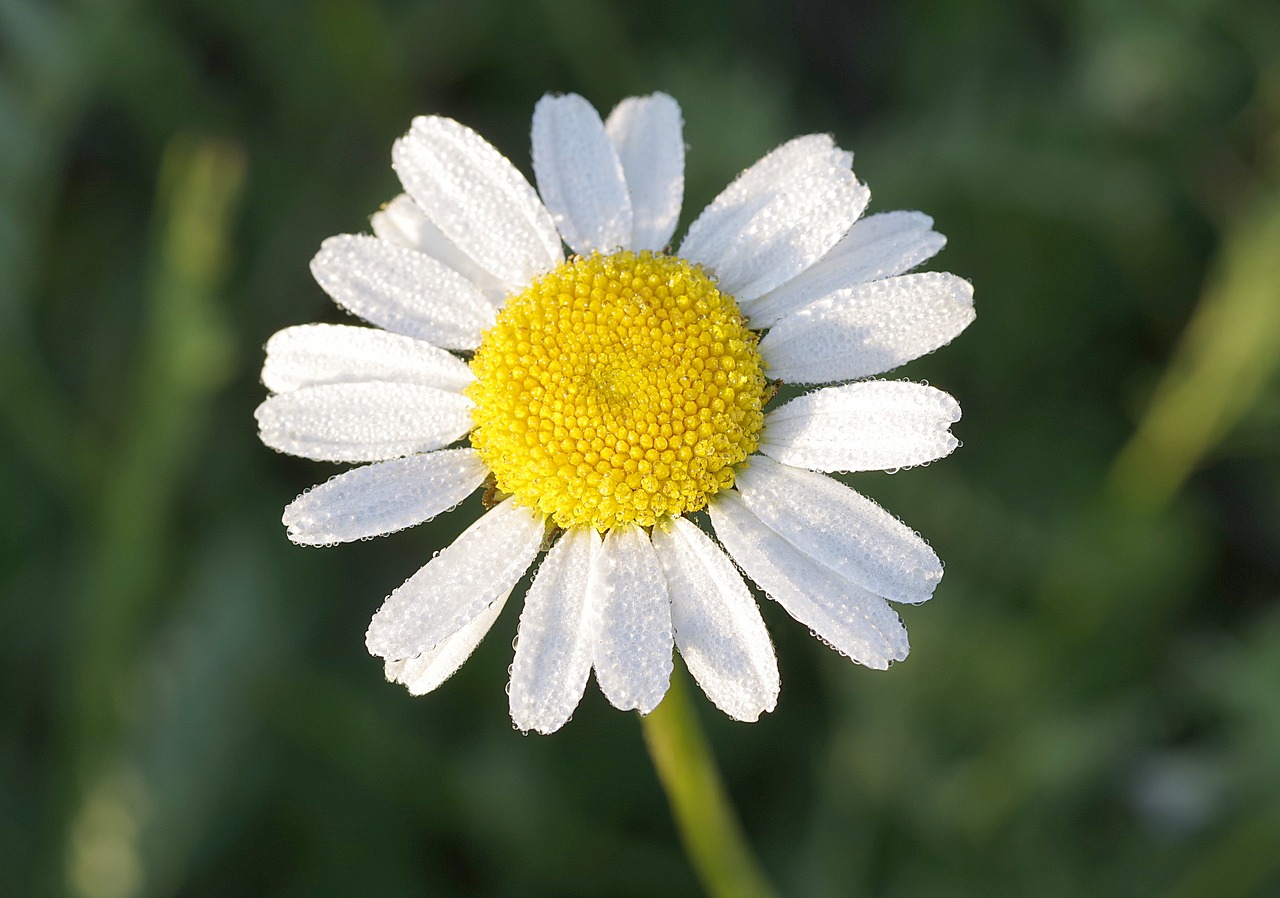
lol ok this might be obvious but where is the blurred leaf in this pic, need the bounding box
[1110,178,1280,511]
[58,135,244,898]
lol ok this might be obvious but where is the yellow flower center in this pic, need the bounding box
[467,250,766,531]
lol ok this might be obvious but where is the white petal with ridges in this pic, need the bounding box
[283,449,489,545]
[365,497,545,660]
[605,93,683,251]
[254,382,472,463]
[743,211,947,326]
[760,381,961,473]
[310,234,496,349]
[652,517,778,722]
[510,527,600,734]
[734,456,941,604]
[393,116,563,286]
[679,134,868,301]
[532,94,632,256]
[262,324,473,395]
[593,524,673,714]
[371,194,515,304]
[759,272,975,383]
[710,491,909,668]
[385,589,511,696]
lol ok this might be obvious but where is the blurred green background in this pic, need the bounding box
[4,0,1280,895]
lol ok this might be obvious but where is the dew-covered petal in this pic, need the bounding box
[371,194,515,304]
[392,116,563,286]
[384,587,511,696]
[509,527,600,734]
[604,93,684,251]
[710,491,909,668]
[743,211,947,326]
[365,497,545,661]
[679,134,869,301]
[760,381,961,473]
[759,272,975,383]
[652,517,779,722]
[532,94,632,256]
[282,449,489,545]
[734,456,941,604]
[255,382,473,463]
[310,234,496,349]
[593,524,673,714]
[262,324,473,395]
[681,135,843,265]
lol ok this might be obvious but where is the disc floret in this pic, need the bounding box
[468,250,767,530]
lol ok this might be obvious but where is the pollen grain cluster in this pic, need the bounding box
[467,251,766,531]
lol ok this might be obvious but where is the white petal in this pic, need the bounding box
[651,517,779,722]
[262,324,474,395]
[509,527,600,734]
[759,272,975,383]
[255,382,472,462]
[743,211,947,326]
[532,94,632,256]
[760,381,961,473]
[710,491,909,669]
[283,449,489,545]
[365,497,545,660]
[593,524,673,714]
[679,134,869,301]
[604,93,684,251]
[310,234,496,349]
[681,135,842,264]
[734,456,941,604]
[371,194,516,304]
[392,116,563,286]
[385,588,510,695]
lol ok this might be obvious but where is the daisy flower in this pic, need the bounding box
[256,93,973,734]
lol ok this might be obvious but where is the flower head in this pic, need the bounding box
[257,93,974,734]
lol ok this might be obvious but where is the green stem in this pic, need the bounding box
[640,663,782,898]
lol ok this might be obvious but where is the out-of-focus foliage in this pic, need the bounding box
[3,0,1279,895]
